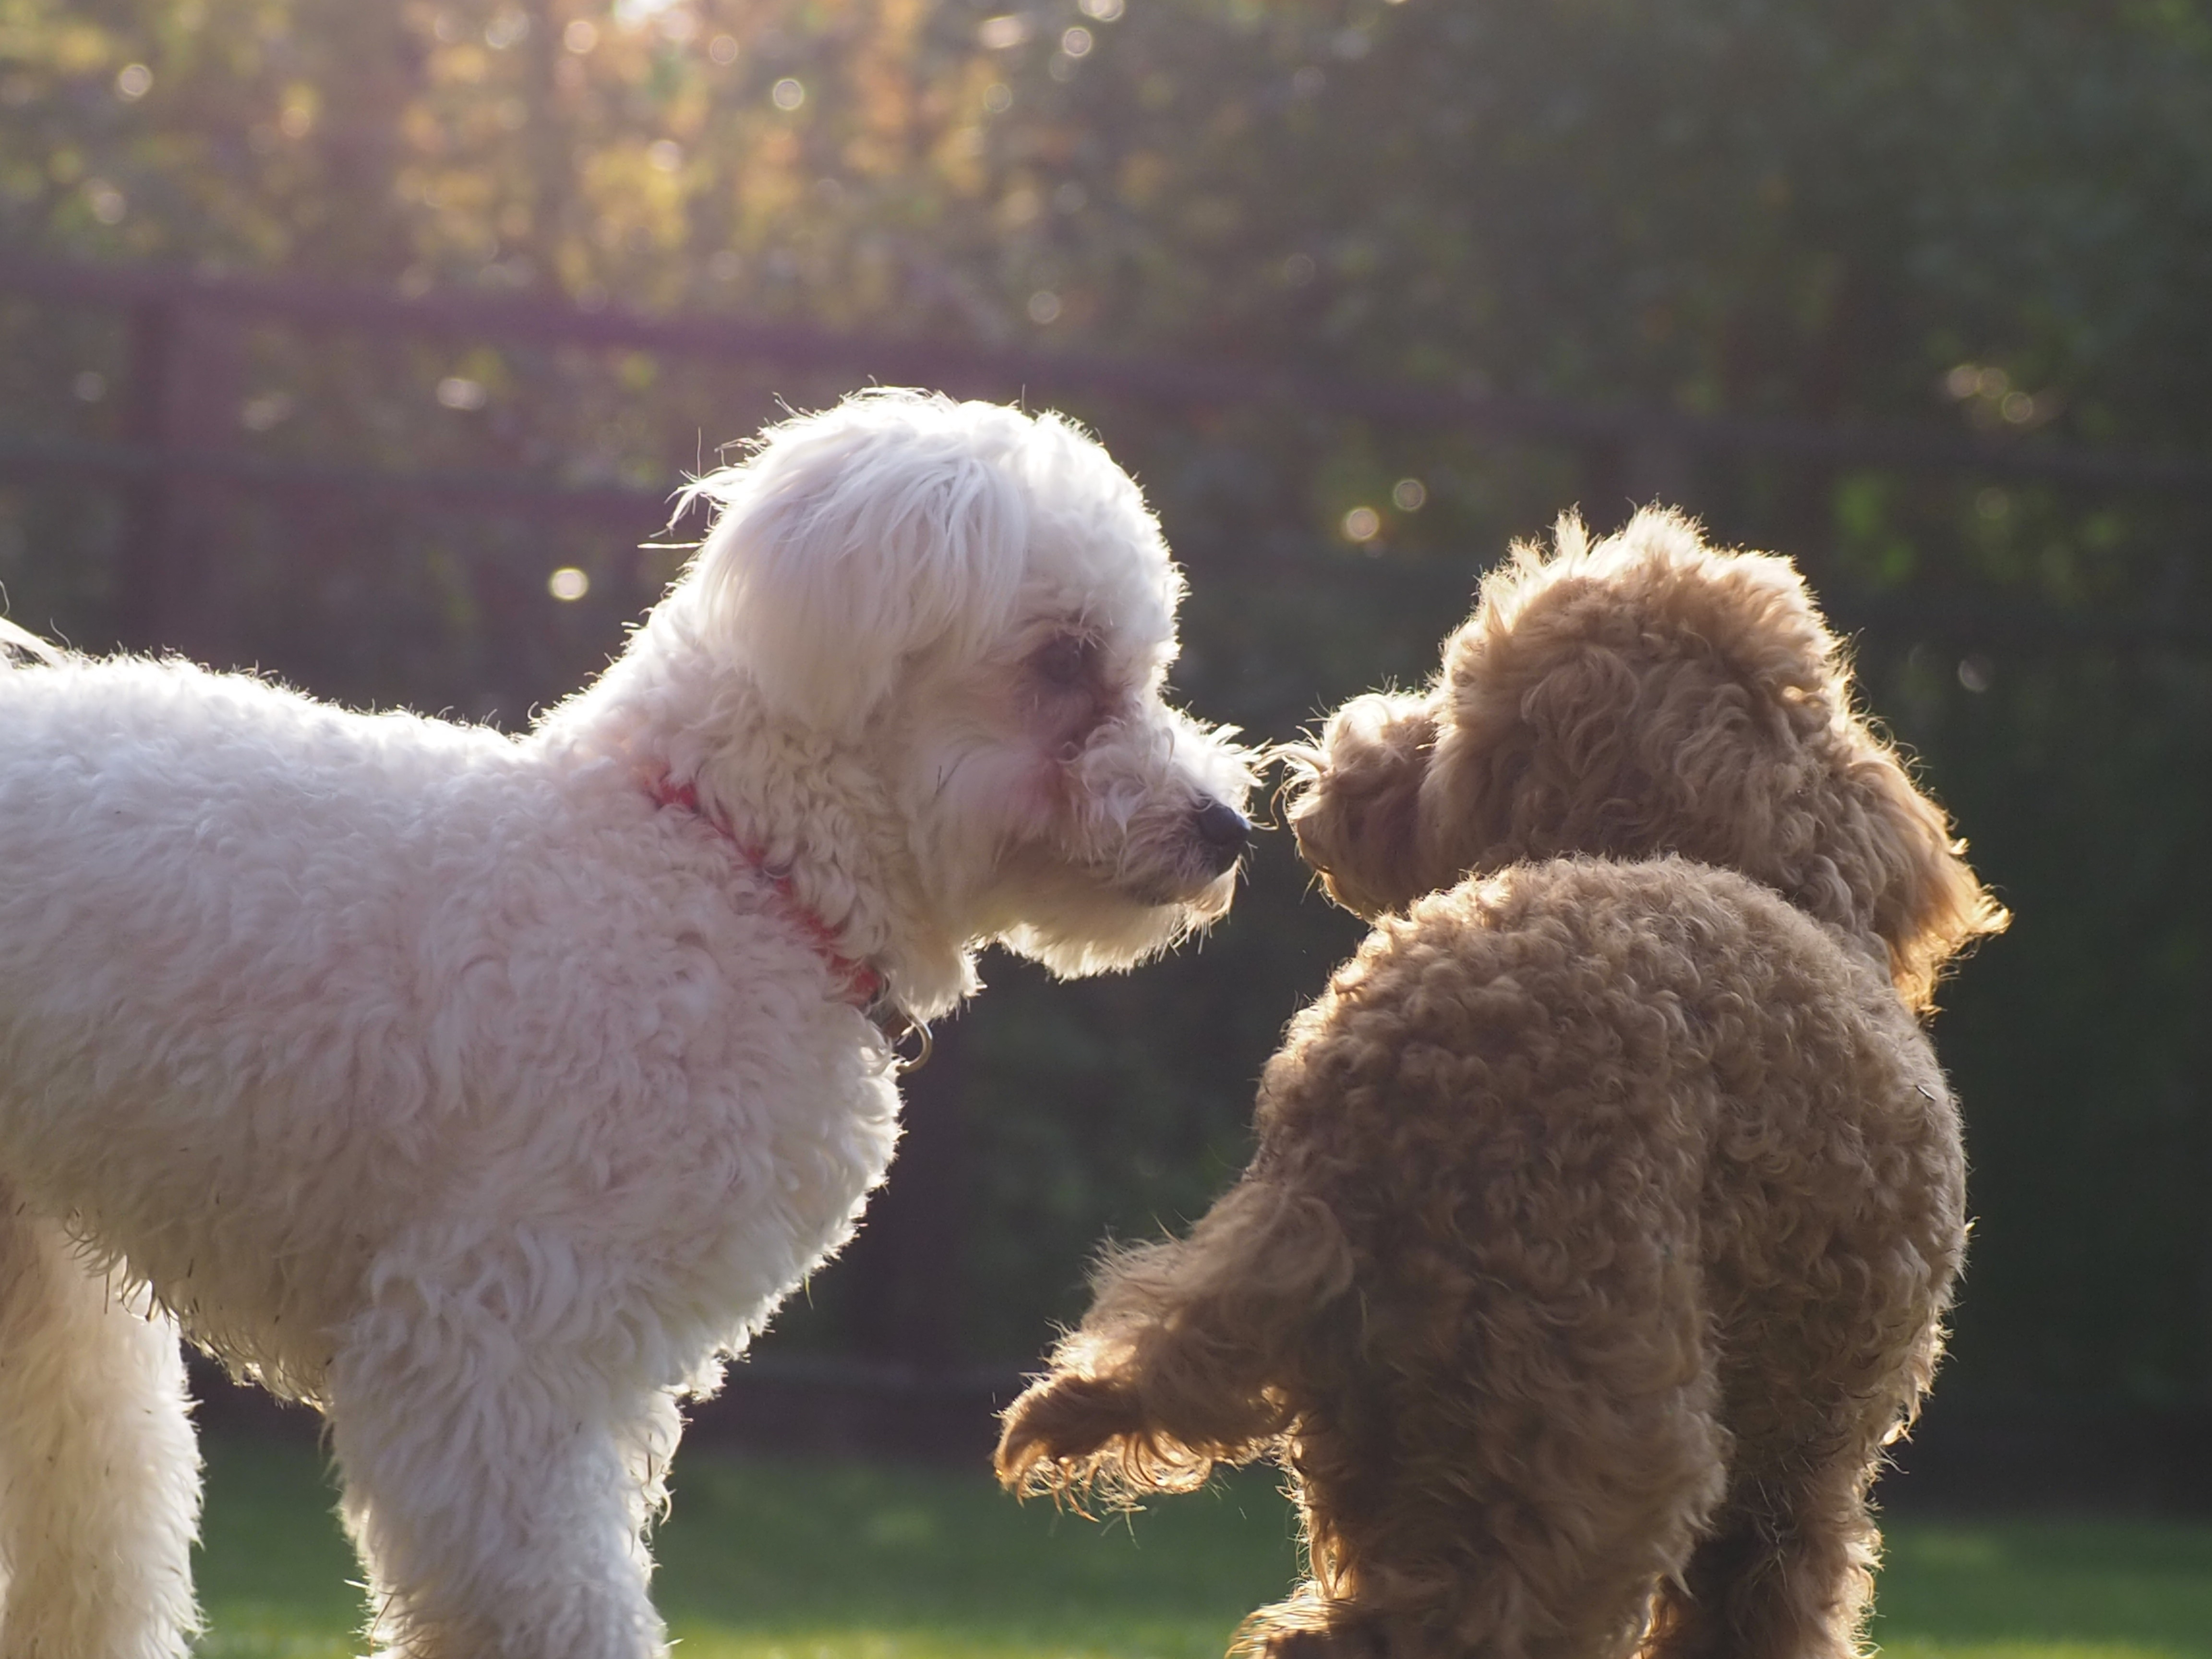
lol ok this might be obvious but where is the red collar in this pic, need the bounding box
[647,774,886,1010]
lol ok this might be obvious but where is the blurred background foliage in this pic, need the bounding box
[1,0,2208,1407]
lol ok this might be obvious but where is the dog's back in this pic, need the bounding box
[1260,855,1960,1361]
[0,651,884,1382]
[1262,855,1960,1428]
[1245,855,1961,1659]
[0,654,528,1343]
[1000,854,1963,1659]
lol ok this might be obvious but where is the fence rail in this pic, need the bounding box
[9,254,2212,498]
[3,255,2208,659]
[0,431,670,524]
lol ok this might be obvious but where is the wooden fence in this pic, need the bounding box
[7,253,2210,653]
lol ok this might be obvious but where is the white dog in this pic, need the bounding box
[0,390,1251,1658]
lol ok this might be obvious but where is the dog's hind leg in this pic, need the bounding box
[1642,1300,1947,1659]
[1236,1192,1727,1659]
[0,1192,202,1659]
[1640,1413,1894,1659]
[326,1228,679,1659]
[996,1176,1355,1501]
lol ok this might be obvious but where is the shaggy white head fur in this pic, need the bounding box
[0,391,1250,1659]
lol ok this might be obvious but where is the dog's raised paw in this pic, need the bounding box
[995,1373,1143,1487]
[1236,1602,1392,1659]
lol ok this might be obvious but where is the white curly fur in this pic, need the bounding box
[0,390,1251,1658]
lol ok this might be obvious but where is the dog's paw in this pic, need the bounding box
[996,1370,1228,1503]
[1235,1598,1391,1659]
[994,1372,1140,1491]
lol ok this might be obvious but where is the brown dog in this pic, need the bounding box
[997,509,2005,1659]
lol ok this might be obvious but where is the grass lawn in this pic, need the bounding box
[193,1432,2212,1659]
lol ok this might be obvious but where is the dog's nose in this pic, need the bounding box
[1190,798,1250,872]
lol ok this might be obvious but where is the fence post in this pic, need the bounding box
[116,297,176,652]
[117,297,241,659]
[1581,431,1700,530]
[1623,432,1699,517]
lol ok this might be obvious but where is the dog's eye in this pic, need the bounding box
[1034,635,1094,688]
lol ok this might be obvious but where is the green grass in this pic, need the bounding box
[192,1433,2212,1659]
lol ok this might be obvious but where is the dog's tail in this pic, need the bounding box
[996,1176,1355,1505]
[0,618,60,669]
[0,1186,202,1657]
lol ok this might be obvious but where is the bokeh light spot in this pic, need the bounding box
[436,377,489,411]
[240,391,295,432]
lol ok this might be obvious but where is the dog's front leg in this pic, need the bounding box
[324,1229,680,1659]
[0,1198,203,1659]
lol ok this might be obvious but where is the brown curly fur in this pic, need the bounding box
[997,510,2007,1659]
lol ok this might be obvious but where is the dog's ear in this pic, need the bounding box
[1815,746,2009,1014]
[685,393,1031,731]
[1285,692,1441,918]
